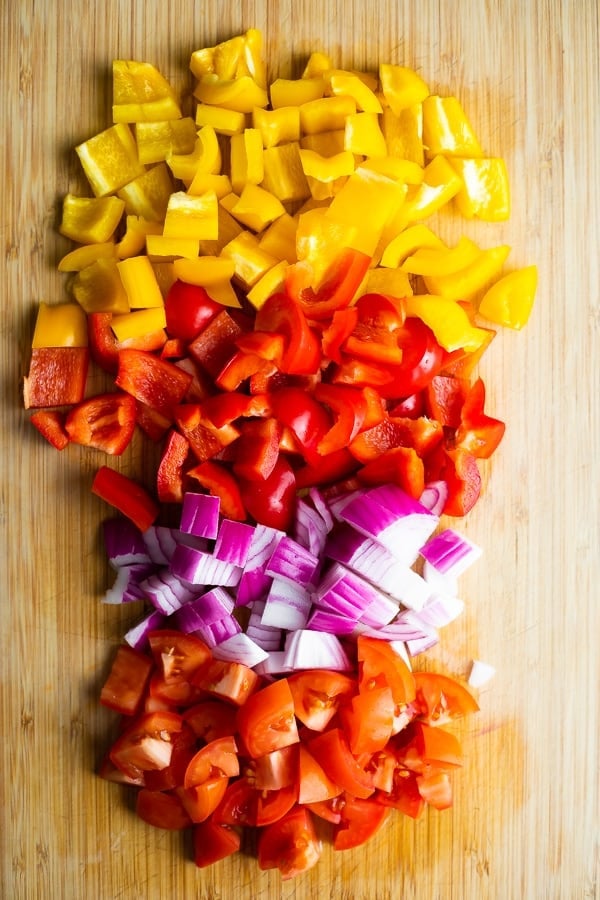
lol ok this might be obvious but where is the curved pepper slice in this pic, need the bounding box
[285,248,371,321]
[65,392,137,455]
[92,466,159,532]
[478,265,537,330]
[313,383,368,456]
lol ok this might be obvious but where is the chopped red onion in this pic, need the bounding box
[406,631,439,656]
[254,651,291,677]
[170,543,242,588]
[355,608,435,643]
[261,579,312,631]
[294,498,329,559]
[306,608,358,635]
[235,524,284,606]
[180,491,220,540]
[308,487,335,532]
[193,614,241,649]
[103,517,150,566]
[173,588,235,632]
[139,569,196,614]
[312,562,383,619]
[213,519,255,567]
[282,629,353,671]
[419,480,449,516]
[265,536,320,588]
[143,525,180,564]
[357,590,399,628]
[468,659,496,687]
[124,608,167,650]
[326,488,361,521]
[102,563,157,604]
[212,632,269,667]
[420,528,482,578]
[422,560,459,597]
[415,593,465,628]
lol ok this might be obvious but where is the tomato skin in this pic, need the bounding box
[100,644,154,716]
[332,794,390,850]
[307,728,374,800]
[136,788,192,830]
[413,672,479,725]
[193,819,241,868]
[298,745,342,805]
[184,736,240,788]
[257,806,322,879]
[190,658,259,707]
[375,769,425,819]
[148,629,212,682]
[287,670,356,732]
[109,711,184,780]
[236,678,299,759]
[182,700,238,742]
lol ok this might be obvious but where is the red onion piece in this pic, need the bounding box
[180,491,220,540]
[415,593,465,628]
[312,562,383,619]
[306,608,357,635]
[419,480,449,516]
[282,630,353,671]
[294,498,330,559]
[307,487,335,532]
[406,632,439,656]
[211,632,269,667]
[143,526,180,564]
[139,569,197,614]
[261,579,312,631]
[265,536,320,588]
[173,588,235,632]
[101,563,157,604]
[124,608,167,650]
[235,524,284,606]
[213,519,255,567]
[170,543,242,588]
[103,517,150,566]
[420,528,482,578]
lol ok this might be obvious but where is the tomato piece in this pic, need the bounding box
[193,819,241,868]
[397,721,463,775]
[256,783,299,826]
[100,644,154,716]
[375,769,425,818]
[298,745,342,804]
[212,777,258,827]
[416,771,453,810]
[304,796,345,824]
[183,699,238,742]
[238,455,297,531]
[257,806,322,879]
[287,669,356,732]
[307,728,374,800]
[332,794,390,850]
[136,788,192,830]
[147,630,212,684]
[177,776,230,823]
[184,736,240,788]
[191,658,259,707]
[164,280,222,342]
[357,636,417,708]
[255,291,321,374]
[147,670,204,708]
[109,710,184,780]
[236,678,299,759]
[143,722,197,791]
[413,672,479,725]
[341,684,396,756]
[251,744,298,791]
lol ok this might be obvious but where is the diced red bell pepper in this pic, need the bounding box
[87,312,120,374]
[270,387,332,466]
[165,280,222,342]
[426,445,482,516]
[23,347,89,409]
[349,415,443,462]
[357,446,425,499]
[453,377,505,459]
[313,383,367,455]
[134,401,172,442]
[160,338,187,360]
[187,310,248,379]
[255,292,321,374]
[30,409,70,450]
[187,459,246,522]
[235,331,286,362]
[238,455,297,531]
[321,307,359,364]
[425,375,469,429]
[294,448,359,489]
[214,350,273,392]
[342,292,406,365]
[285,248,372,321]
[92,466,159,532]
[173,358,215,403]
[232,417,282,481]
[201,392,272,428]
[174,404,239,463]
[157,430,191,503]
[65,392,137,455]
[116,349,193,419]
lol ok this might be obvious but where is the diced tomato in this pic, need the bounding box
[297,745,342,805]
[143,723,197,791]
[341,684,396,756]
[176,776,230,823]
[184,736,240,789]
[357,636,417,708]
[257,806,322,879]
[182,699,239,743]
[287,669,356,732]
[256,783,298,826]
[191,658,259,707]
[236,678,299,759]
[332,793,390,850]
[193,819,241,868]
[147,630,212,684]
[307,728,374,800]
[136,788,192,830]
[100,644,154,716]
[109,710,184,780]
[413,672,479,725]
[416,771,453,810]
[251,744,298,791]
[375,768,425,818]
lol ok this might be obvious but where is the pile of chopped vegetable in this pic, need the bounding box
[23,29,535,878]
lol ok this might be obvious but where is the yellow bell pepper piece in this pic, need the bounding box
[230,128,264,193]
[261,143,311,203]
[198,206,244,256]
[423,244,511,301]
[229,184,286,232]
[116,216,163,258]
[195,104,246,135]
[401,236,483,276]
[187,171,232,198]
[135,118,197,164]
[405,294,491,352]
[402,155,463,221]
[359,157,424,185]
[117,162,174,221]
[379,64,429,115]
[32,302,89,348]
[270,78,325,108]
[59,194,125,245]
[299,149,356,182]
[117,255,164,309]
[112,60,181,122]
[194,74,268,114]
[326,167,406,256]
[381,105,425,166]
[301,52,333,79]
[344,112,387,158]
[362,266,413,299]
[190,29,266,88]
[252,106,301,148]
[58,241,117,272]
[258,213,298,264]
[294,207,358,287]
[111,307,167,341]
[379,224,447,268]
[145,235,200,259]
[300,96,356,134]
[246,259,289,310]
[220,232,279,290]
[163,191,219,241]
[478,265,537,330]
[167,126,222,182]
[153,262,177,297]
[299,130,347,157]
[173,256,236,286]
[448,157,511,221]
[422,95,483,158]
[72,258,130,314]
[76,123,146,197]
[328,72,382,113]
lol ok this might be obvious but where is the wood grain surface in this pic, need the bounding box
[2,1,598,898]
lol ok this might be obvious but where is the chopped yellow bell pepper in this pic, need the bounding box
[163,191,219,241]
[344,112,388,157]
[229,184,286,232]
[111,306,167,341]
[270,77,325,108]
[116,216,162,258]
[328,72,382,113]
[167,126,222,182]
[478,265,537,329]
[197,206,243,256]
[76,123,146,197]
[299,130,347,157]
[173,256,236,286]
[195,103,246,135]
[359,156,424,185]
[220,232,279,290]
[59,194,125,244]
[261,143,311,203]
[422,95,483,158]
[402,155,464,221]
[299,149,356,183]
[194,74,268,113]
[32,302,89,348]
[405,294,491,352]
[300,96,356,135]
[379,64,429,115]
[326,166,406,256]
[153,261,177,297]
[246,259,289,309]
[301,52,333,79]
[381,105,425,166]
[190,29,266,88]
[252,106,301,148]
[362,266,414,299]
[72,258,130,314]
[379,223,447,269]
[145,235,200,259]
[448,157,511,221]
[135,118,197,164]
[423,244,511,301]
[187,171,232,199]
[117,255,164,308]
[117,162,174,221]
[401,236,483,276]
[230,128,264,193]
[58,241,117,272]
[294,207,358,287]
[258,213,298,264]
[112,60,181,122]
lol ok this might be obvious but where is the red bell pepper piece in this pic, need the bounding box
[255,292,321,374]
[453,377,505,459]
[232,417,282,481]
[349,415,443,463]
[313,383,368,456]
[23,347,89,409]
[321,307,359,364]
[165,280,222,342]
[426,445,482,517]
[187,310,248,379]
[270,387,332,466]
[187,460,246,522]
[87,312,120,374]
[357,446,425,499]
[116,349,193,419]
[214,350,273,392]
[157,430,191,503]
[238,455,297,531]
[65,392,137,455]
[173,358,215,403]
[285,248,372,321]
[342,293,406,365]
[294,448,359,490]
[160,338,187,360]
[30,409,70,450]
[174,404,239,463]
[201,392,272,429]
[92,466,159,532]
[235,331,286,362]
[134,401,172,442]
[425,375,469,429]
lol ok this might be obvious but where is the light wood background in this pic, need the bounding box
[2,1,598,898]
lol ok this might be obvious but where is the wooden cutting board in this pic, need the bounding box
[2,1,598,897]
